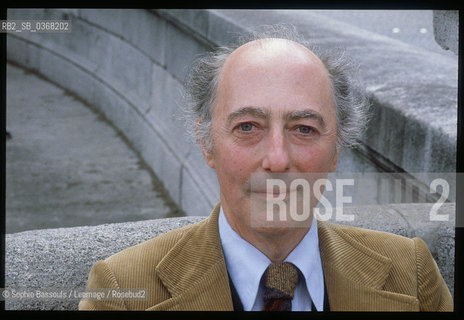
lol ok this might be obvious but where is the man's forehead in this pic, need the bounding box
[224,38,323,71]
[218,38,330,93]
[214,38,336,123]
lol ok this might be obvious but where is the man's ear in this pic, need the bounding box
[201,146,215,169]
[195,119,215,169]
[329,146,340,173]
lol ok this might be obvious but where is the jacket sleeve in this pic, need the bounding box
[78,260,127,311]
[414,237,453,311]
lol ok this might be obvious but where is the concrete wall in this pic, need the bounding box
[7,9,219,216]
[7,9,457,217]
[5,203,455,310]
[433,10,459,55]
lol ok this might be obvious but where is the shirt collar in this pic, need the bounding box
[218,207,271,310]
[218,206,324,311]
[285,217,325,311]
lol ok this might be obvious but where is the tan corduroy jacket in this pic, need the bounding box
[79,203,453,311]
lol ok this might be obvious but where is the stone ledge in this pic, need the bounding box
[5,203,454,310]
[433,10,458,55]
[5,216,205,310]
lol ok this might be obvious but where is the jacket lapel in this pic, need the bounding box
[318,220,420,311]
[147,205,420,311]
[148,204,234,311]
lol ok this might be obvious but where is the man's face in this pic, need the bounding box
[202,39,339,237]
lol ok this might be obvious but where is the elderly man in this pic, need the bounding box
[79,26,452,311]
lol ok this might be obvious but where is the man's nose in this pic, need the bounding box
[261,130,290,172]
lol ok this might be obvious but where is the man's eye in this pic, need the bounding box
[298,126,314,134]
[239,123,254,132]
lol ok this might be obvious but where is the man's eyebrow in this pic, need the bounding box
[226,107,270,126]
[285,109,326,128]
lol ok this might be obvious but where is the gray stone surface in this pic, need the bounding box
[5,203,454,310]
[148,63,183,130]
[7,8,218,217]
[6,9,457,218]
[433,10,459,55]
[5,216,206,310]
[165,22,210,81]
[6,63,178,233]
[180,166,217,216]
[314,10,457,59]
[78,9,167,66]
[182,146,220,208]
[163,9,210,39]
[145,67,189,157]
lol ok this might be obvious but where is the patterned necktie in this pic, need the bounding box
[262,262,299,311]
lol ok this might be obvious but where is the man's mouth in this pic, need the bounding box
[251,190,292,197]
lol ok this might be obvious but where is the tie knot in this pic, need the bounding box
[263,262,299,299]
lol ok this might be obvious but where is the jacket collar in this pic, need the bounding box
[318,220,419,311]
[149,204,419,311]
[149,203,233,311]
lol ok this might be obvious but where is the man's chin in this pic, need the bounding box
[249,213,313,232]
[252,223,309,237]
[249,196,314,230]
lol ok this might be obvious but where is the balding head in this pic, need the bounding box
[223,38,327,75]
[222,38,332,96]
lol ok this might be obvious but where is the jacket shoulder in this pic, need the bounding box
[319,220,415,254]
[105,218,208,269]
[79,218,209,310]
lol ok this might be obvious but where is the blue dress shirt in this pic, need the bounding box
[218,206,325,311]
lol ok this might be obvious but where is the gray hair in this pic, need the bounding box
[183,24,370,152]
